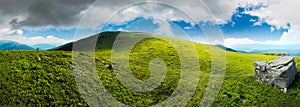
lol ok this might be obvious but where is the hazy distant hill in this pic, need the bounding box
[215,44,237,52]
[32,44,58,50]
[252,49,300,56]
[0,40,34,50]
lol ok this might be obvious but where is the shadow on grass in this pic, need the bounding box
[289,72,300,89]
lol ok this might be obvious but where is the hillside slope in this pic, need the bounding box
[1,31,300,106]
[53,31,124,51]
[215,44,237,52]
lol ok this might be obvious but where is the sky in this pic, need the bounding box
[0,0,299,51]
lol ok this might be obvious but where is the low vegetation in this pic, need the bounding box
[1,32,300,106]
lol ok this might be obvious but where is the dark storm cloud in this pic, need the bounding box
[0,0,241,29]
[0,0,95,29]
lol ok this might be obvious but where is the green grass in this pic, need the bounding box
[0,50,86,106]
[1,31,300,106]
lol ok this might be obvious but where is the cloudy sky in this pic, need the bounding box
[0,0,299,51]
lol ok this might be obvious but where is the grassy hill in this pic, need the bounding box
[1,31,300,106]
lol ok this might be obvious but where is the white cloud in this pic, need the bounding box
[0,28,23,35]
[0,28,69,45]
[243,0,300,29]
[79,0,245,30]
[0,0,269,42]
[224,27,300,50]
[250,19,256,22]
[231,22,235,27]
[224,38,261,48]
[153,19,174,36]
[116,28,128,32]
[265,27,300,45]
[214,0,300,51]
[76,0,247,39]
[1,0,299,47]
[270,27,275,32]
[183,26,192,30]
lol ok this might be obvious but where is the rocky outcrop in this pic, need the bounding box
[254,56,297,92]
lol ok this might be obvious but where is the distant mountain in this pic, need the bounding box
[251,49,300,56]
[214,45,238,52]
[0,40,34,50]
[32,44,59,50]
[54,32,245,53]
[53,31,122,51]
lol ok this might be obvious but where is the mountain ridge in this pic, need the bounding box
[0,40,34,50]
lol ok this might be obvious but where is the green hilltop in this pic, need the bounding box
[1,31,300,106]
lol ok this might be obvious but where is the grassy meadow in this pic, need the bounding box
[1,32,300,106]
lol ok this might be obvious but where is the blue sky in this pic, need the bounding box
[0,0,299,51]
[221,7,288,41]
[22,28,76,40]
[21,6,289,51]
[21,9,287,42]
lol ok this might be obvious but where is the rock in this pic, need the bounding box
[240,96,246,104]
[37,57,41,61]
[68,67,84,74]
[212,84,216,89]
[254,56,297,90]
[79,53,85,56]
[108,64,113,70]
[223,93,231,100]
[108,63,117,70]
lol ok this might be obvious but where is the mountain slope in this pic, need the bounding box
[0,40,34,50]
[53,31,121,51]
[215,44,237,52]
[1,31,300,106]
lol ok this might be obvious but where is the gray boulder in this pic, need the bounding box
[254,56,297,92]
[68,67,84,74]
